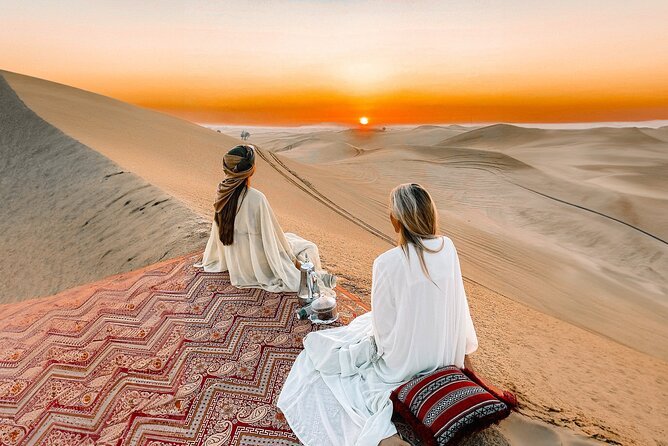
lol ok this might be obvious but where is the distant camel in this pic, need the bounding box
[240,130,251,141]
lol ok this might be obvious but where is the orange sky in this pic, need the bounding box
[2,1,668,125]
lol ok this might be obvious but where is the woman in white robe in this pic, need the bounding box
[277,183,478,446]
[195,144,322,292]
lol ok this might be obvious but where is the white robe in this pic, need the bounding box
[194,187,322,292]
[278,236,478,446]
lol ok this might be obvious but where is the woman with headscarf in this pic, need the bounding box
[195,144,323,292]
[278,183,482,446]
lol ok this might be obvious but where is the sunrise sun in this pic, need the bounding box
[359,116,369,125]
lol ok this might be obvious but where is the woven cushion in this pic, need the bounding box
[390,366,510,446]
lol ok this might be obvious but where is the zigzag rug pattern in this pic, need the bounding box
[0,253,370,445]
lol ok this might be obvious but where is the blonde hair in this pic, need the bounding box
[390,183,443,281]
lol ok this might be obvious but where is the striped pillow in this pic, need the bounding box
[390,366,510,446]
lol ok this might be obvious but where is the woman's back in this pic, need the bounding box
[197,144,325,294]
[279,184,480,446]
[222,187,299,288]
[233,187,266,235]
[372,236,477,382]
[197,186,321,291]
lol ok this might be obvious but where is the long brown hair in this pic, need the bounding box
[390,183,443,280]
[215,144,256,245]
[215,179,249,245]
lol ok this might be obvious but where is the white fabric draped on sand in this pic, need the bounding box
[194,187,322,292]
[278,236,478,446]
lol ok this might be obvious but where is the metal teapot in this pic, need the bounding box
[297,255,320,307]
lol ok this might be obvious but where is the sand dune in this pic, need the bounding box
[276,137,364,163]
[0,70,240,214]
[2,70,667,445]
[252,126,668,362]
[643,126,668,142]
[0,75,209,303]
[437,123,550,149]
[438,123,665,150]
[252,125,469,163]
[2,70,390,297]
[439,125,668,228]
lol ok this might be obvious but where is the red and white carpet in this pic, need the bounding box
[0,253,373,445]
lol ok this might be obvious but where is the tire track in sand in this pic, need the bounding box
[256,148,395,245]
[257,148,520,301]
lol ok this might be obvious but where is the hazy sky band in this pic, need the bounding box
[2,0,667,124]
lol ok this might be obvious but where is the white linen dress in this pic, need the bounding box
[194,187,322,292]
[277,236,478,446]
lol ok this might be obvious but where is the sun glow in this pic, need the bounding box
[3,1,667,124]
[359,116,369,125]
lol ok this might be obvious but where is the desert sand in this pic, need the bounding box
[0,75,210,303]
[249,125,668,361]
[2,70,667,445]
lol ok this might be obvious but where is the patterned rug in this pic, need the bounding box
[0,253,372,446]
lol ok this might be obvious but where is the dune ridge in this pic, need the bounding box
[0,74,209,303]
[437,123,665,149]
[0,69,391,297]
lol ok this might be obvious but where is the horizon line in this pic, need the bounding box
[201,119,668,131]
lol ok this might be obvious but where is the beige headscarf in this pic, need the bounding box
[214,145,256,213]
